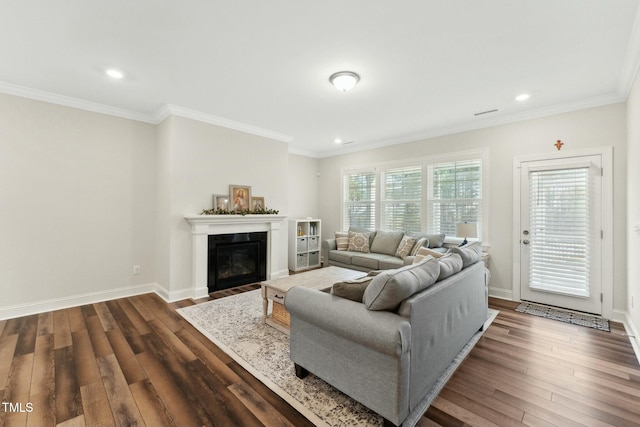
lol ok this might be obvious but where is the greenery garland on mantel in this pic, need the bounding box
[200,207,280,216]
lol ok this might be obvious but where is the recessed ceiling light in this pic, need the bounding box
[515,93,530,102]
[334,138,342,144]
[106,69,124,79]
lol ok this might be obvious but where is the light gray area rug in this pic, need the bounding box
[177,290,498,427]
[516,301,610,332]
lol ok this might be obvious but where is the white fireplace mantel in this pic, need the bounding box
[185,214,288,299]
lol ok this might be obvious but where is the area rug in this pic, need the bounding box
[516,301,610,332]
[177,290,498,427]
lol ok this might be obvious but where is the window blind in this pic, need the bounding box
[343,170,376,230]
[427,160,482,237]
[528,167,590,297]
[381,165,421,231]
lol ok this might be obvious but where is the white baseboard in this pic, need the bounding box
[618,310,640,364]
[0,282,159,321]
[488,286,514,300]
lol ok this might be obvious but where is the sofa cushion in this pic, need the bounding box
[329,250,353,264]
[351,253,390,270]
[395,235,417,259]
[370,231,405,256]
[449,241,482,268]
[437,253,464,281]
[407,232,446,248]
[335,231,349,251]
[348,231,371,253]
[363,257,440,311]
[378,256,405,270]
[331,276,373,302]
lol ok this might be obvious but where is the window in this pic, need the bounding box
[427,159,482,238]
[341,151,485,240]
[380,165,421,232]
[343,170,376,230]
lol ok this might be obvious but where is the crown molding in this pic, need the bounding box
[0,81,156,123]
[314,93,625,159]
[617,3,640,98]
[154,104,294,143]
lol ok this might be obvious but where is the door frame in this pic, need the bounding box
[512,147,613,319]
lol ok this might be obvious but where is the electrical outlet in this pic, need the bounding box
[133,265,141,275]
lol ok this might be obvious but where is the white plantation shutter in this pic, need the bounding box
[528,166,591,296]
[427,160,482,237]
[343,170,376,230]
[381,165,421,231]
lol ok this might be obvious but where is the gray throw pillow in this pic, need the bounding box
[371,230,405,256]
[406,232,446,248]
[437,253,463,281]
[363,257,440,311]
[449,241,482,268]
[331,277,373,302]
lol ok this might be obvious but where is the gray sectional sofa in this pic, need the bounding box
[286,242,488,427]
[322,228,447,272]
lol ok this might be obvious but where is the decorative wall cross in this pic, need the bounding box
[554,139,564,150]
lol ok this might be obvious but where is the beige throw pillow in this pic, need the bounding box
[335,231,349,251]
[348,231,370,253]
[395,235,417,259]
[331,276,373,302]
[410,237,428,256]
[413,246,445,263]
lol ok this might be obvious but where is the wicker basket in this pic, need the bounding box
[272,301,290,327]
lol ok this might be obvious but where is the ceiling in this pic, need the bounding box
[1,1,640,158]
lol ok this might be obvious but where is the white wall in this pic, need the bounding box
[287,153,320,219]
[318,103,628,313]
[155,116,290,299]
[626,71,640,349]
[0,93,157,316]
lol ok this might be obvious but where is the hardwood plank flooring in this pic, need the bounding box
[1,286,639,427]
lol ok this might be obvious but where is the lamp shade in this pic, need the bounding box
[456,222,478,238]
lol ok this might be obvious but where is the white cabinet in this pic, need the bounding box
[289,219,322,272]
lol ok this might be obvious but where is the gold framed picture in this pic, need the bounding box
[229,185,251,212]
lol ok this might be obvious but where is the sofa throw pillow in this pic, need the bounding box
[335,231,349,251]
[406,232,446,248]
[449,241,482,268]
[410,237,429,256]
[349,227,377,247]
[363,256,440,311]
[370,230,405,256]
[395,235,417,259]
[413,246,445,264]
[348,231,370,253]
[437,253,464,281]
[331,276,373,302]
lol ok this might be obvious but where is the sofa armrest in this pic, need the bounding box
[285,287,411,356]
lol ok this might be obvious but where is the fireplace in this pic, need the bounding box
[208,232,267,292]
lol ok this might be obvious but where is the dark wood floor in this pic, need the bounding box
[1,287,639,427]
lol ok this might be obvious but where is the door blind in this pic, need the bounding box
[528,166,591,297]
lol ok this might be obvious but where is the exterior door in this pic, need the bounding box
[519,155,602,314]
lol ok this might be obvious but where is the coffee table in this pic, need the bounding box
[261,266,366,333]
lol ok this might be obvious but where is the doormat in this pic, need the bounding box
[516,302,610,332]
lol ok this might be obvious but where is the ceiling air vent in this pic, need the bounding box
[474,109,498,116]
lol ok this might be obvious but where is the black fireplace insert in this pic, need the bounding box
[208,232,267,292]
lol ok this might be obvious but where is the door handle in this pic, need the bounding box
[522,240,530,245]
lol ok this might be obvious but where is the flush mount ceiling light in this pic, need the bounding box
[329,71,360,92]
[106,68,124,79]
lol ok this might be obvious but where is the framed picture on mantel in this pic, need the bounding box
[251,196,264,211]
[229,184,251,212]
[213,194,229,211]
